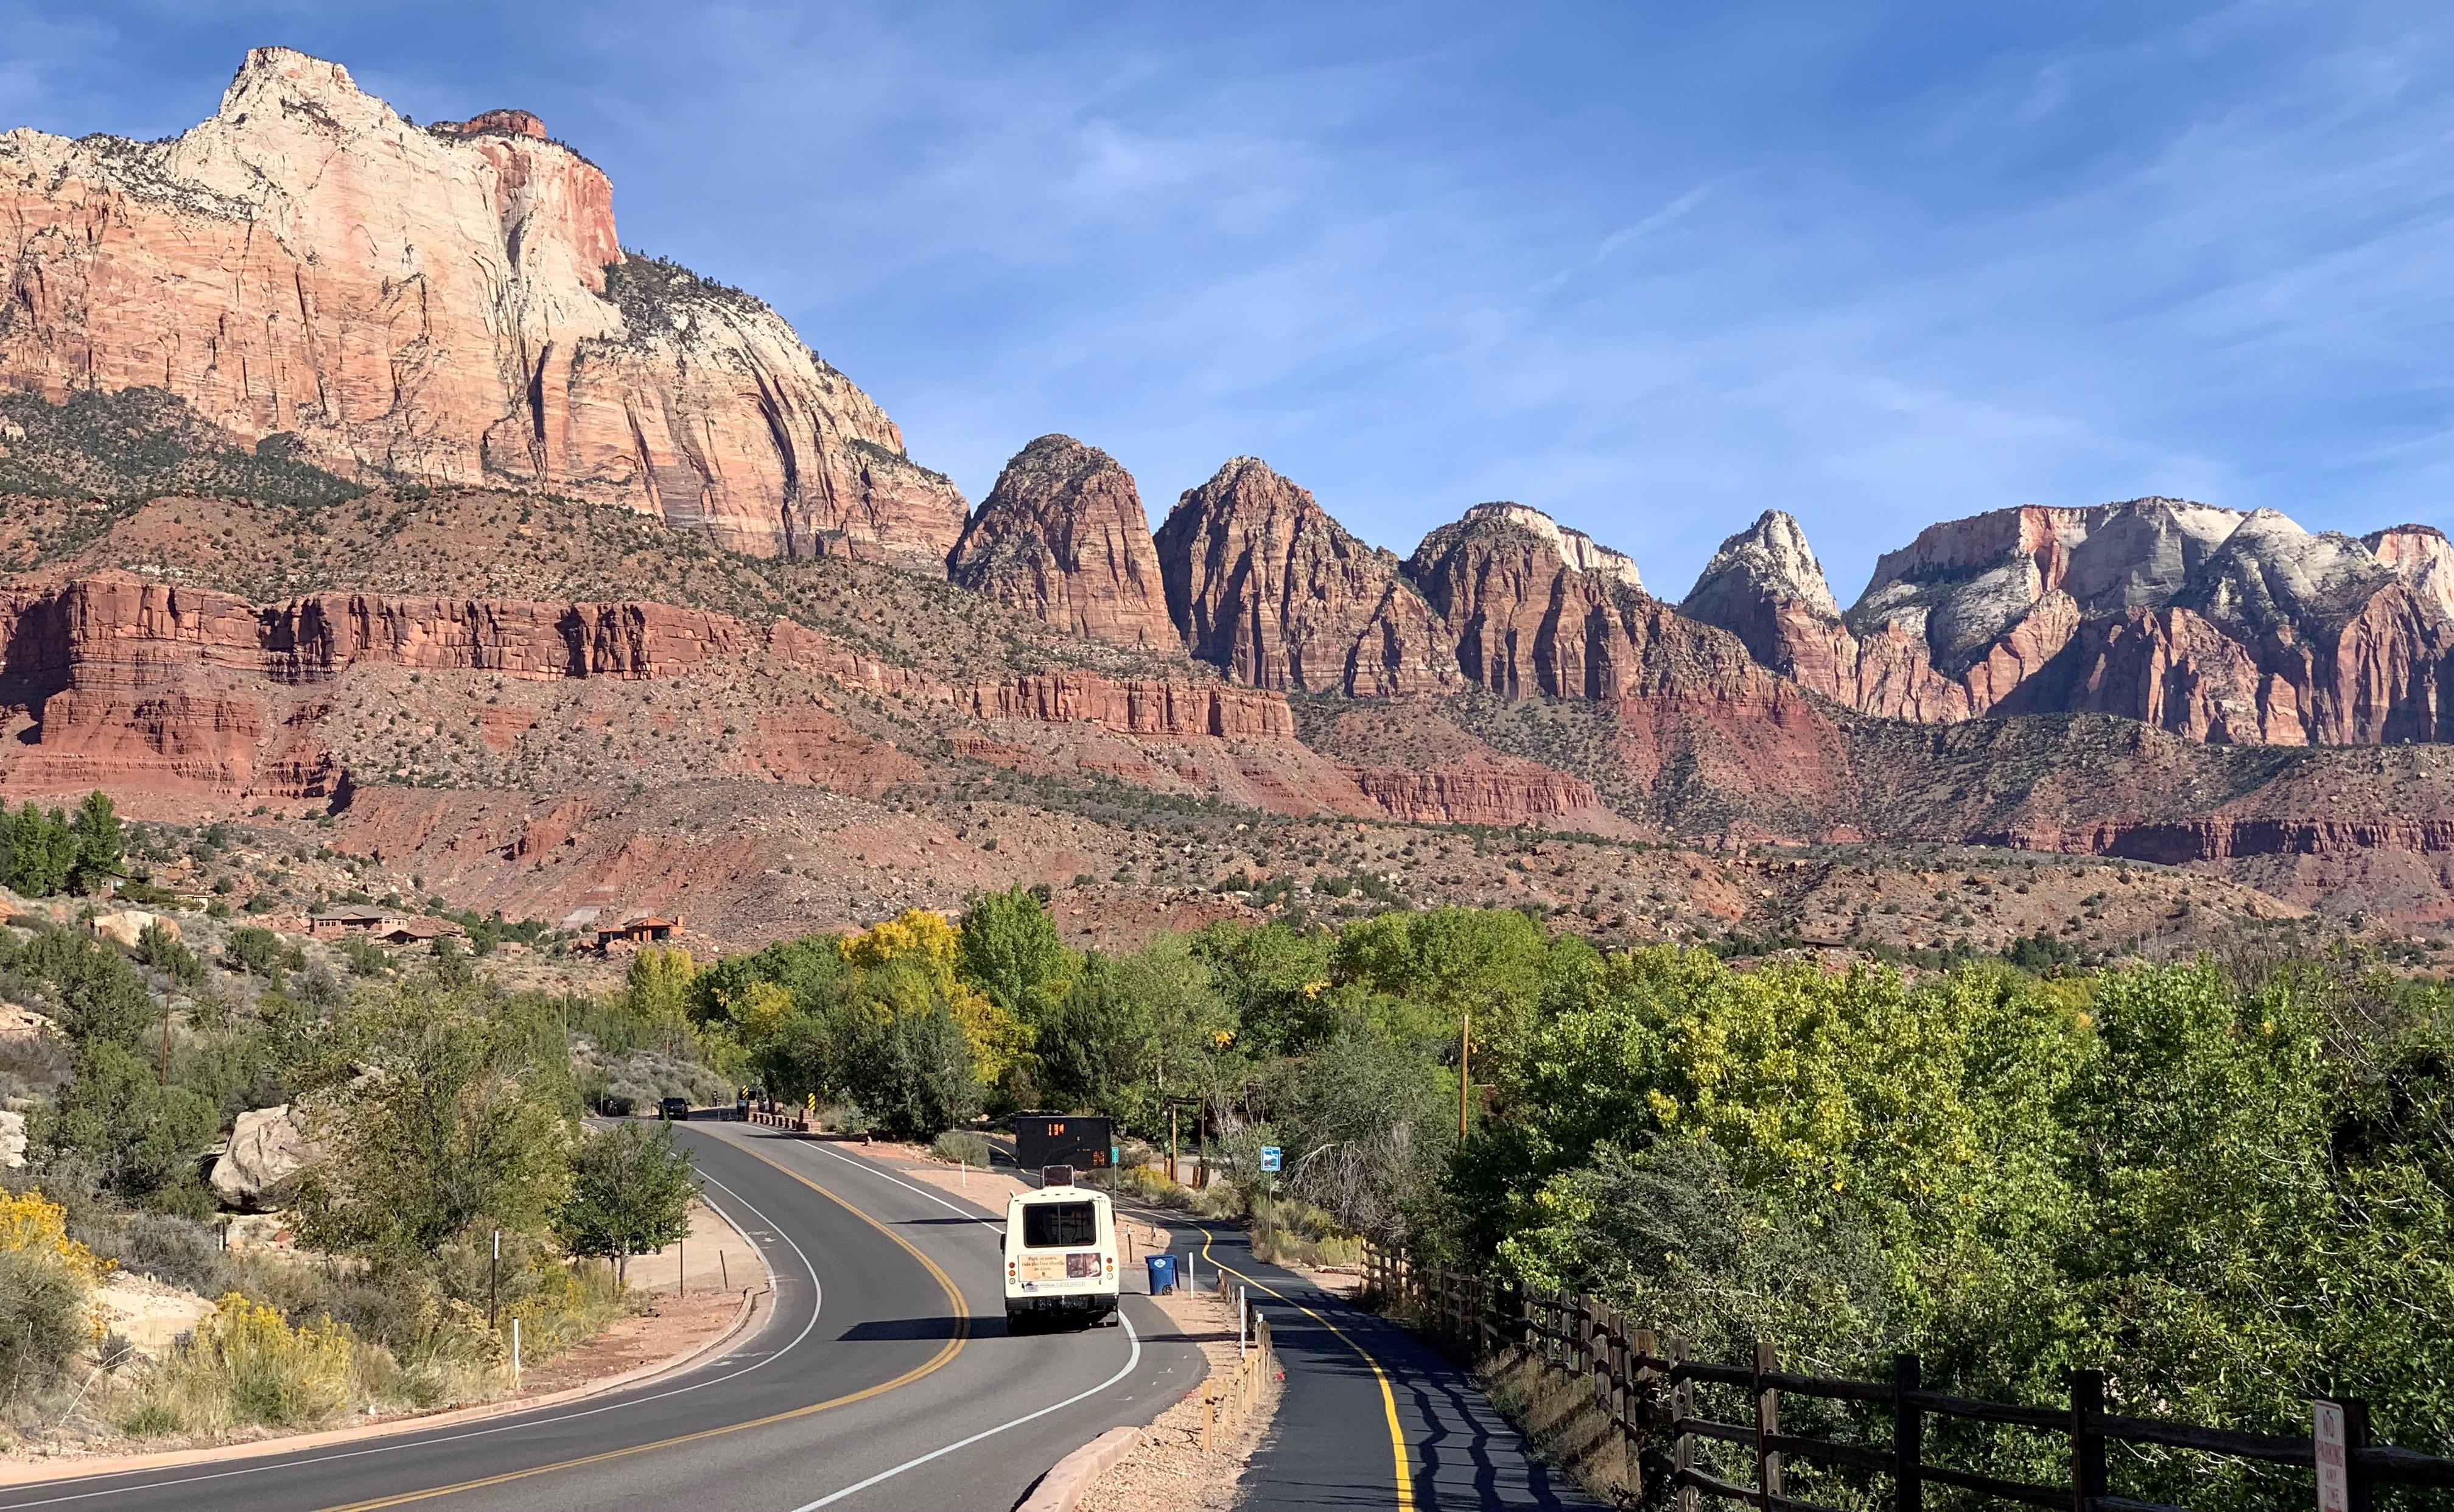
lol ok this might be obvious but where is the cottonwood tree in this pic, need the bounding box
[556,1121,699,1284]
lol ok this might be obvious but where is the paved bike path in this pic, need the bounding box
[1190,1224,1598,1512]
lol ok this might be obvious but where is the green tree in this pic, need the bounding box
[68,789,121,894]
[846,998,978,1141]
[556,1121,700,1283]
[4,803,75,897]
[430,935,473,987]
[295,986,573,1268]
[136,919,205,989]
[1191,920,1336,1054]
[36,1039,219,1205]
[224,926,298,988]
[955,884,1071,1021]
[12,925,156,1048]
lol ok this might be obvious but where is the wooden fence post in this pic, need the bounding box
[1893,1353,1924,1512]
[1629,1325,1657,1500]
[2069,1368,2106,1512]
[1755,1340,1784,1512]
[1670,1335,1695,1512]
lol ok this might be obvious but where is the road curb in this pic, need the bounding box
[1015,1424,1142,1512]
[0,1217,773,1489]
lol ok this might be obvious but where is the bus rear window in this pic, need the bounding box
[1023,1202,1096,1248]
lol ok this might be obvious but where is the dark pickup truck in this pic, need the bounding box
[659,1096,691,1121]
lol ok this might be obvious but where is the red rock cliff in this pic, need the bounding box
[1154,457,1453,695]
[947,436,1178,649]
[0,48,966,567]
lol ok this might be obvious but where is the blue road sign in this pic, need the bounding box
[1260,1145,1282,1172]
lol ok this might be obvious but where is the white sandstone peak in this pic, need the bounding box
[1685,509,1838,618]
[1464,502,1643,592]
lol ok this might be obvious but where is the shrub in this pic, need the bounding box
[930,1130,992,1167]
[224,926,300,984]
[137,921,205,989]
[340,936,388,977]
[137,1293,355,1432]
[0,1191,104,1389]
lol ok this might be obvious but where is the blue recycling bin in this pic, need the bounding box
[1145,1252,1179,1295]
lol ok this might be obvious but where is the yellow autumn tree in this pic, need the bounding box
[839,909,1028,1087]
[625,946,700,1059]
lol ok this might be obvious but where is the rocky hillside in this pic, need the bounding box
[0,48,966,566]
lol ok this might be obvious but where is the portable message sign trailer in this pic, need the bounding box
[1014,1114,1115,1178]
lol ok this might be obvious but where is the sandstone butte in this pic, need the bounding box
[0,47,967,569]
[947,436,1179,650]
[1154,456,1455,696]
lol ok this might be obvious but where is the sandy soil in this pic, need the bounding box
[92,1272,215,1358]
[621,1197,764,1297]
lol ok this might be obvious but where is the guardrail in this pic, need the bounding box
[1361,1243,2454,1511]
[742,1109,813,1132]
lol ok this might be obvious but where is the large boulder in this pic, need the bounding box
[89,909,175,950]
[209,1105,317,1211]
[0,1003,70,1096]
[0,1109,24,1170]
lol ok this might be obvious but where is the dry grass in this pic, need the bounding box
[1479,1348,1641,1508]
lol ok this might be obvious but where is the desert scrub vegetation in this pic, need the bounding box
[0,388,365,513]
[7,949,718,1449]
[930,1130,992,1167]
[0,1190,108,1400]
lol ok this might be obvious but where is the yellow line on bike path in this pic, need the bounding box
[1199,1228,1416,1512]
[317,1135,969,1511]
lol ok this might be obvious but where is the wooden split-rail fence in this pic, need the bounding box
[1361,1244,2454,1512]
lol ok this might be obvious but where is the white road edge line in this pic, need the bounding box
[785,1313,1141,1511]
[778,1139,1152,1509]
[0,1134,818,1510]
[807,1143,1004,1234]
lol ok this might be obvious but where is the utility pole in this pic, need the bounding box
[488,1228,500,1330]
[160,998,172,1087]
[1458,1008,1471,1141]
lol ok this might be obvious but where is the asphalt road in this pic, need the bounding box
[1188,1224,1599,1512]
[0,1124,1204,1512]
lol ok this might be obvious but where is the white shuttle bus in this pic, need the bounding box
[1003,1171,1120,1331]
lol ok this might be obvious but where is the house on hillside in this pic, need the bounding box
[595,915,681,951]
[370,918,463,947]
[309,905,407,939]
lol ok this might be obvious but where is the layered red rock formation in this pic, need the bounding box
[0,579,746,685]
[0,48,965,565]
[1406,502,1652,701]
[959,671,1293,738]
[1679,499,2454,746]
[1154,457,1454,695]
[1340,763,1599,827]
[948,437,1177,649]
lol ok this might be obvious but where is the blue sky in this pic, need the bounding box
[6,2,2453,603]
